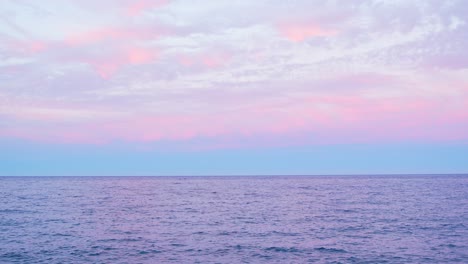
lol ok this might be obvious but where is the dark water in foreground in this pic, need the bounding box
[1,175,468,263]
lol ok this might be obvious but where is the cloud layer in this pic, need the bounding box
[1,0,468,149]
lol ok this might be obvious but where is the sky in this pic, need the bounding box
[1,0,468,176]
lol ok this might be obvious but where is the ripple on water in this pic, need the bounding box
[0,175,467,263]
[314,247,348,253]
[265,247,301,253]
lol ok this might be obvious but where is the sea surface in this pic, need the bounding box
[1,175,468,263]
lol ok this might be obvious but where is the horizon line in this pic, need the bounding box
[2,173,468,177]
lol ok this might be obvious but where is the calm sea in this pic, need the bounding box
[1,175,467,263]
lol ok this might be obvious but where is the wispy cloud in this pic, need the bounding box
[1,0,467,149]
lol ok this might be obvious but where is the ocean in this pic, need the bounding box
[1,175,467,263]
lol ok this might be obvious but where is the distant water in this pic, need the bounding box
[1,175,468,263]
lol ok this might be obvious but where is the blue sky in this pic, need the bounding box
[2,139,467,176]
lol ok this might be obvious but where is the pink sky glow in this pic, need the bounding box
[1,0,468,149]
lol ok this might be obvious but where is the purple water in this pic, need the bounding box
[1,175,468,263]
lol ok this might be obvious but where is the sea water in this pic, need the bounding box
[1,175,467,263]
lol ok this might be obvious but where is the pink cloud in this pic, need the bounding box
[3,92,468,147]
[26,41,47,53]
[84,46,157,79]
[90,61,120,79]
[126,47,155,64]
[125,0,169,16]
[63,26,164,78]
[276,21,338,42]
[65,27,156,46]
[8,40,48,54]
